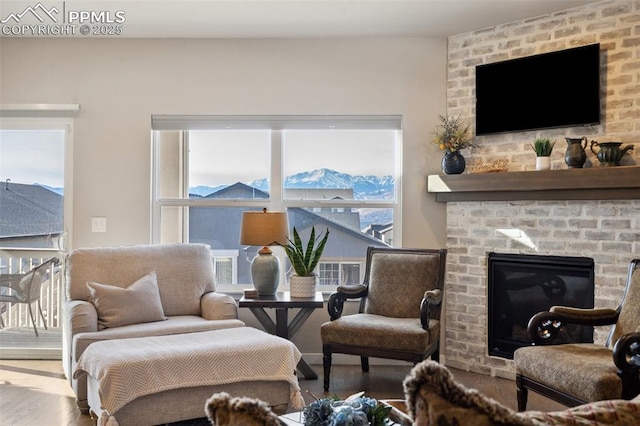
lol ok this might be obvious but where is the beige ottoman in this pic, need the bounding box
[74,327,304,426]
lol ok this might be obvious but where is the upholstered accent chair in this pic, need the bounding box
[320,246,447,391]
[514,258,640,410]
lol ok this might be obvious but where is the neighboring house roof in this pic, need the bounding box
[288,207,389,247]
[0,182,63,238]
[362,222,393,234]
[285,188,354,200]
[203,182,269,199]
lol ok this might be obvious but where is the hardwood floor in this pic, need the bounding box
[0,360,566,425]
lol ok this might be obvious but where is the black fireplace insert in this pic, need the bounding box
[487,252,594,359]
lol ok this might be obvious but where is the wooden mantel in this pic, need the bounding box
[427,166,640,202]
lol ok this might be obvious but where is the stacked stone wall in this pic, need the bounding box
[443,0,639,378]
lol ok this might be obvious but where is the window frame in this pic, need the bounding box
[151,115,402,293]
[0,115,74,252]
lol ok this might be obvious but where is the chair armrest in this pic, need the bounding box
[420,289,442,329]
[550,306,619,323]
[327,284,368,320]
[612,331,640,399]
[63,300,99,335]
[527,307,619,344]
[201,292,239,320]
[613,331,640,370]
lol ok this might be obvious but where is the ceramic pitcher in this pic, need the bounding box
[590,141,634,166]
[564,137,588,168]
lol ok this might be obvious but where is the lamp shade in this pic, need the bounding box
[240,210,289,247]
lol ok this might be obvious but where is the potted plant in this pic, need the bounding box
[530,137,555,170]
[431,114,475,174]
[280,226,329,298]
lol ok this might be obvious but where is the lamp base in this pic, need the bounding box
[250,247,281,296]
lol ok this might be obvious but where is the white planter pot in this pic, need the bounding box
[536,156,551,171]
[289,274,317,298]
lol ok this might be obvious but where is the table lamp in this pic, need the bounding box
[240,208,289,296]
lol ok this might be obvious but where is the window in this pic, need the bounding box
[151,115,401,291]
[0,109,75,354]
[0,118,71,251]
[319,262,362,286]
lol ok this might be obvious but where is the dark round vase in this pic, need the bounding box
[442,151,466,174]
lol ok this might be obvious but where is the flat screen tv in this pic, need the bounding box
[475,44,600,135]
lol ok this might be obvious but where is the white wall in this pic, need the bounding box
[0,36,447,361]
[0,37,447,250]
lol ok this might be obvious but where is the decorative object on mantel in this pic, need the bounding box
[441,151,466,175]
[564,136,588,168]
[430,114,474,175]
[530,137,555,170]
[280,226,329,298]
[469,158,509,173]
[590,141,634,166]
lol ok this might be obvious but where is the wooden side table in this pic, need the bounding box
[239,291,324,380]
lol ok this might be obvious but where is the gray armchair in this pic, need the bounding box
[514,258,640,409]
[0,257,59,336]
[320,246,447,391]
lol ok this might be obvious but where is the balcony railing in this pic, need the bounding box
[0,250,64,332]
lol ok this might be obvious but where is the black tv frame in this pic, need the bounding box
[475,44,601,135]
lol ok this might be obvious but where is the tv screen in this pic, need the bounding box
[476,44,600,135]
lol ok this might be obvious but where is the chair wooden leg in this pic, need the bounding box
[516,374,528,411]
[619,369,640,400]
[431,347,440,363]
[323,350,332,391]
[360,356,369,372]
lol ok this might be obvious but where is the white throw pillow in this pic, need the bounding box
[87,271,166,329]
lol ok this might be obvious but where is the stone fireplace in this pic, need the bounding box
[433,0,640,379]
[437,192,639,379]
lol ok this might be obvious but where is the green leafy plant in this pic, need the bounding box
[431,114,475,153]
[530,137,555,157]
[280,226,329,277]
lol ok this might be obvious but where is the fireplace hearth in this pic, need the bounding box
[487,252,595,359]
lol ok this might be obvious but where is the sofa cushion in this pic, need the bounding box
[87,271,166,329]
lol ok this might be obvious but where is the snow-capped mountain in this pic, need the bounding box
[190,168,394,199]
[189,185,227,197]
[283,168,394,198]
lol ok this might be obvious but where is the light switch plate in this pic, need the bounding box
[91,217,107,232]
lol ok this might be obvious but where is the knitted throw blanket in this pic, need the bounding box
[74,327,304,420]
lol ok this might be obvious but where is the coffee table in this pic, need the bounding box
[239,291,324,380]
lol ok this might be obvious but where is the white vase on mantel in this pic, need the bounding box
[535,156,551,171]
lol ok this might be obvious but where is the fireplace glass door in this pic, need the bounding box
[487,252,594,359]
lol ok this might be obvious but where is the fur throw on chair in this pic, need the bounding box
[205,392,281,426]
[403,361,640,426]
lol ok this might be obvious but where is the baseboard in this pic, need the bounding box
[0,347,61,360]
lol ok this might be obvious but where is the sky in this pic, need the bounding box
[188,129,397,187]
[0,128,397,190]
[0,129,65,188]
